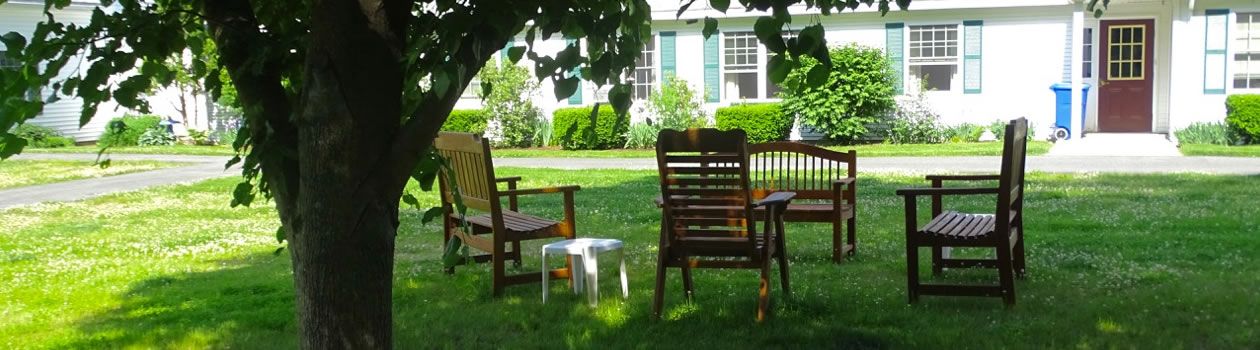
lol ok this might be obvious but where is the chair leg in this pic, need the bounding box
[680,258,695,301]
[906,242,920,304]
[847,216,858,256]
[492,245,506,297]
[511,240,524,268]
[931,246,944,277]
[653,223,669,319]
[1014,232,1028,279]
[997,243,1017,306]
[775,221,791,298]
[757,256,771,323]
[541,248,550,303]
[832,219,844,263]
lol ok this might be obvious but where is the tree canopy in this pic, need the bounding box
[0,0,1109,347]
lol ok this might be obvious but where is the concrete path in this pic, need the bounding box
[3,153,1259,209]
[0,153,236,209]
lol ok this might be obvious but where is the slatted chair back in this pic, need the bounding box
[996,118,1029,233]
[748,142,856,200]
[434,132,498,213]
[655,128,757,255]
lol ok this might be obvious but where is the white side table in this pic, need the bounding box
[541,238,628,306]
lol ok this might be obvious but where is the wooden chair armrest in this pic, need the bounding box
[833,177,856,187]
[495,176,523,183]
[753,191,796,208]
[498,185,581,197]
[895,187,999,197]
[925,174,1001,182]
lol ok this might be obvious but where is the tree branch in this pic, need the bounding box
[203,0,301,217]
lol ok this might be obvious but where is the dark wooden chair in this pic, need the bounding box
[652,128,795,322]
[895,118,1029,306]
[435,132,580,296]
[748,142,857,263]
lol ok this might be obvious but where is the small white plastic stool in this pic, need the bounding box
[541,238,628,306]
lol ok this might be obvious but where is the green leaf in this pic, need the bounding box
[275,226,286,243]
[710,0,730,12]
[507,46,526,63]
[402,193,421,209]
[96,158,111,169]
[421,206,444,225]
[608,84,632,115]
[806,64,829,86]
[230,182,255,207]
[432,70,451,98]
[479,81,493,99]
[767,54,790,84]
[702,17,719,39]
[1,32,27,53]
[0,134,28,159]
[442,237,464,268]
[554,76,580,101]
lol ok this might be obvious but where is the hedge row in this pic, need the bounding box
[714,103,793,143]
[442,109,490,134]
[1226,94,1260,144]
[551,105,629,150]
[99,114,162,147]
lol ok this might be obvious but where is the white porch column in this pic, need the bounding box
[1071,6,1086,139]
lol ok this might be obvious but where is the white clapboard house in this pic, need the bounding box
[456,0,1257,142]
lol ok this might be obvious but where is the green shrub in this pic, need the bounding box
[1175,121,1240,145]
[479,59,542,147]
[1226,94,1260,144]
[987,119,1038,141]
[715,103,793,143]
[12,124,75,148]
[779,44,897,143]
[624,122,660,149]
[647,75,708,130]
[443,109,490,134]
[100,114,162,147]
[138,127,177,146]
[551,105,630,150]
[945,123,986,143]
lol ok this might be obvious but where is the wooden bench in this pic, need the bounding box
[748,142,858,263]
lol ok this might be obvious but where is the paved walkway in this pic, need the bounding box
[0,154,236,209]
[3,153,1259,209]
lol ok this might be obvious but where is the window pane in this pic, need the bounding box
[724,72,758,99]
[911,64,955,91]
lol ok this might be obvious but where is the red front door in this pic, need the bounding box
[1097,19,1155,132]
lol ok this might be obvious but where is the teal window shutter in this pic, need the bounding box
[963,20,983,94]
[703,32,720,102]
[1205,9,1229,94]
[566,38,583,104]
[661,31,677,78]
[885,23,905,94]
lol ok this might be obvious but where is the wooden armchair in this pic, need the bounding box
[652,128,795,322]
[895,118,1029,306]
[434,132,580,296]
[748,142,858,263]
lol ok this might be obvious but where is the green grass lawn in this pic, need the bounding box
[494,141,1052,158]
[24,144,236,156]
[1179,144,1260,157]
[0,160,181,189]
[2,170,1258,348]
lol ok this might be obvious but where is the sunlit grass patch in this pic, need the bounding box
[0,171,1258,348]
[0,160,181,189]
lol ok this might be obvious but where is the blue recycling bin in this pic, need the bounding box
[1049,82,1090,140]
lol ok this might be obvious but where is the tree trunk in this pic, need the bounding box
[284,0,406,348]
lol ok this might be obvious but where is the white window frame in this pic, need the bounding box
[722,31,762,101]
[907,23,962,93]
[630,35,658,100]
[1234,12,1260,90]
[1083,27,1095,79]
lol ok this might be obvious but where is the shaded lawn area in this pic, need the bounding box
[0,160,180,189]
[1179,144,1260,157]
[1,170,1258,348]
[23,145,236,156]
[493,141,1052,158]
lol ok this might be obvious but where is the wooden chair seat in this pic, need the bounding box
[920,211,995,240]
[463,211,560,235]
